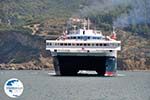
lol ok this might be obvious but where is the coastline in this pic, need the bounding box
[0,63,54,70]
[0,63,150,71]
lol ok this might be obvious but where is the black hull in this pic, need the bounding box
[53,56,117,76]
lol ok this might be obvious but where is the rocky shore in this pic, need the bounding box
[0,55,54,70]
[0,62,53,70]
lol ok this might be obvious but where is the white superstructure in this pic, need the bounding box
[46,18,121,76]
[46,28,121,56]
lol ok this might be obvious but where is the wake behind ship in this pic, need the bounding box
[46,18,121,76]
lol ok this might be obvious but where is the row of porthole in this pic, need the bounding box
[47,43,120,47]
[54,49,113,53]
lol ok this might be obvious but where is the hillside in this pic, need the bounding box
[0,0,150,70]
[0,0,86,26]
[0,29,53,70]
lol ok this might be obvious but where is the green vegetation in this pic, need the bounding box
[0,0,149,36]
[88,5,132,31]
[0,0,86,26]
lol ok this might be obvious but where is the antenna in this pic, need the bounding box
[111,26,117,40]
[83,19,86,30]
[73,25,77,33]
[87,18,90,30]
[113,26,115,33]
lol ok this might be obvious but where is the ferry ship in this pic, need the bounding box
[46,18,121,76]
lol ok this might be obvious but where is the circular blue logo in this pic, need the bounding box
[4,78,24,98]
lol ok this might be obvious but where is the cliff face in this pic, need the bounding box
[0,30,37,63]
[0,29,53,70]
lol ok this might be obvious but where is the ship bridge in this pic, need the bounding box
[66,29,104,40]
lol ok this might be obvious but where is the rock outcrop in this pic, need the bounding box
[0,29,53,70]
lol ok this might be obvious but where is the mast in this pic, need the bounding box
[83,19,86,30]
[87,18,90,30]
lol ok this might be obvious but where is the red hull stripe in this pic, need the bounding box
[105,71,115,76]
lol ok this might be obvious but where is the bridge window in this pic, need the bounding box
[92,44,95,46]
[72,43,76,46]
[78,37,81,39]
[104,44,108,46]
[68,43,71,46]
[64,43,67,46]
[60,43,63,46]
[77,43,80,46]
[46,43,51,45]
[80,43,83,46]
[96,43,99,46]
[55,43,57,45]
[93,37,97,39]
[73,37,76,39]
[83,31,85,34]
